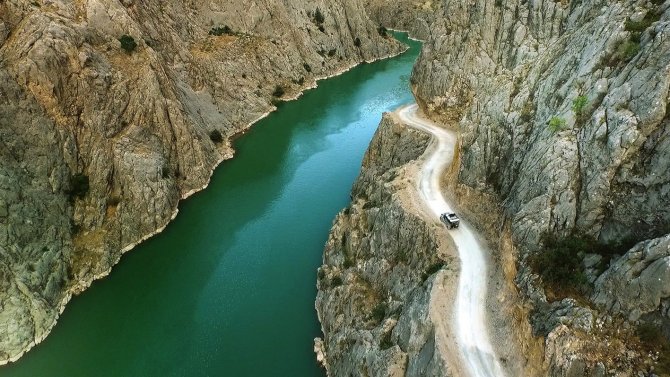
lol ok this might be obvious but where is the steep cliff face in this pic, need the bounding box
[408,0,670,374]
[315,114,458,376]
[0,0,402,363]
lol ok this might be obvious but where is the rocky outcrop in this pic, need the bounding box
[592,235,670,322]
[407,0,670,374]
[315,114,456,376]
[0,0,403,364]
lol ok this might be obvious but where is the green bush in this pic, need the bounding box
[209,25,233,36]
[331,275,343,287]
[353,37,361,47]
[377,26,388,37]
[209,129,223,143]
[118,35,137,54]
[617,40,641,62]
[314,8,325,24]
[272,85,285,98]
[572,95,588,116]
[530,234,592,294]
[548,116,566,132]
[67,173,89,200]
[303,63,312,73]
[371,302,388,323]
[327,49,336,57]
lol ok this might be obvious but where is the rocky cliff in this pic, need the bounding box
[317,0,669,375]
[408,0,670,374]
[315,114,457,376]
[0,0,402,364]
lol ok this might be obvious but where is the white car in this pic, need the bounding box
[440,212,460,229]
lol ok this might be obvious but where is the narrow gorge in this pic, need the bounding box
[1,0,668,376]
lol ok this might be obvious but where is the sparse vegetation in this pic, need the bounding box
[572,95,588,116]
[272,85,285,98]
[314,8,325,24]
[637,322,670,374]
[548,116,567,132]
[529,234,591,296]
[331,275,343,287]
[67,173,89,200]
[209,25,233,36]
[371,302,388,323]
[377,26,388,37]
[303,63,312,73]
[353,37,361,47]
[118,35,137,54]
[209,129,223,143]
[616,40,641,62]
[327,48,336,57]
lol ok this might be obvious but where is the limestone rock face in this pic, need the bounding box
[412,0,670,248]
[0,0,402,363]
[315,114,453,376]
[406,0,670,373]
[592,235,670,322]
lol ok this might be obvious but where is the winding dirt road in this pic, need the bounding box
[398,104,506,377]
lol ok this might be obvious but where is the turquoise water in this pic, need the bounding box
[4,33,421,377]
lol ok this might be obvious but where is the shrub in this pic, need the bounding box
[327,48,336,57]
[331,275,343,287]
[272,85,285,98]
[209,25,232,36]
[314,8,325,24]
[617,40,641,62]
[572,95,588,115]
[209,129,223,143]
[377,26,388,37]
[371,302,388,323]
[118,35,137,54]
[353,37,361,47]
[637,322,670,374]
[303,63,312,72]
[530,234,596,296]
[548,116,566,132]
[68,173,89,200]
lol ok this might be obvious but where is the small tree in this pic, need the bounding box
[572,95,588,116]
[209,130,223,143]
[314,8,325,24]
[272,85,285,98]
[68,173,89,200]
[119,35,137,54]
[353,37,361,47]
[548,116,566,132]
[377,26,388,37]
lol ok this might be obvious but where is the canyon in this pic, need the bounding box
[1,0,668,375]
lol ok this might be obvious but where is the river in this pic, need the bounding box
[4,33,421,377]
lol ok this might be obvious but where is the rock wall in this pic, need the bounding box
[315,114,458,376]
[407,0,670,374]
[0,0,403,364]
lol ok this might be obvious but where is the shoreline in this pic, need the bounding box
[0,39,411,367]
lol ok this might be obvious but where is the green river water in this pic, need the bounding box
[4,33,421,377]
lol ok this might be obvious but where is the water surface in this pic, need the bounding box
[4,33,421,377]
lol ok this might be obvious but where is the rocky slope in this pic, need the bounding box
[317,0,669,375]
[315,114,457,376]
[0,0,402,364]
[408,0,670,374]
